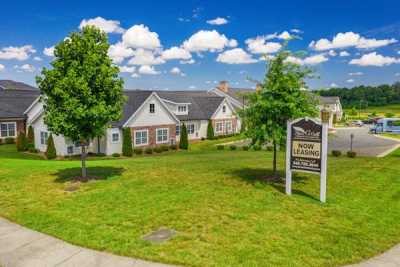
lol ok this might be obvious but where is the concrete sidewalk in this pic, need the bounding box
[0,217,176,267]
[345,245,400,267]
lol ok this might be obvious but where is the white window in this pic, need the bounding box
[187,124,195,134]
[40,131,48,145]
[156,128,169,144]
[0,122,16,138]
[135,130,148,146]
[178,105,187,113]
[176,125,180,136]
[215,122,224,133]
[226,121,232,133]
[149,103,155,113]
[67,146,73,154]
[111,132,120,143]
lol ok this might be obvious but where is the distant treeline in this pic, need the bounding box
[318,82,400,108]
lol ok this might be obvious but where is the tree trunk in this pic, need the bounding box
[273,140,277,178]
[81,144,87,179]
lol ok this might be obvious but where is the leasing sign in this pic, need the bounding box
[290,119,322,173]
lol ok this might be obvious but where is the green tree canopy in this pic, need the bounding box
[179,124,189,150]
[36,26,126,177]
[241,48,318,177]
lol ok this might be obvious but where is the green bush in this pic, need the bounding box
[347,151,357,158]
[179,123,189,150]
[27,125,35,147]
[253,145,261,151]
[16,132,28,151]
[5,137,15,144]
[145,147,153,154]
[122,128,133,157]
[154,146,163,153]
[45,134,57,159]
[207,120,214,140]
[160,145,169,152]
[242,145,249,151]
[216,145,224,150]
[229,145,237,150]
[385,112,395,118]
[28,147,39,153]
[169,144,178,150]
[134,148,143,155]
[0,139,2,145]
[112,153,121,157]
[266,146,273,151]
[332,150,342,157]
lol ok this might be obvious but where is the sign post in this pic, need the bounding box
[286,112,329,202]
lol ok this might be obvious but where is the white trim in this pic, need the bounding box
[156,127,169,144]
[123,92,180,127]
[0,121,17,138]
[23,96,41,115]
[209,88,245,109]
[211,98,236,120]
[27,107,44,125]
[215,121,224,133]
[160,98,191,105]
[110,129,120,144]
[134,129,149,147]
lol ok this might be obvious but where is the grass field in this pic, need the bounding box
[344,104,400,120]
[1,142,400,266]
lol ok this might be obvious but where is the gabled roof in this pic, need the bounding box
[0,80,38,91]
[0,89,40,119]
[319,96,340,105]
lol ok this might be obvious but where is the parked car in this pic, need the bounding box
[370,118,400,134]
[352,120,364,127]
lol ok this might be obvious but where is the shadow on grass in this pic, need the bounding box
[231,168,319,201]
[54,166,125,183]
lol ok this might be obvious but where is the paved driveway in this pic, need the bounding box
[328,127,400,157]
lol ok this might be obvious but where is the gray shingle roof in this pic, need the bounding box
[0,80,38,91]
[0,89,39,119]
[319,96,340,105]
[112,90,225,127]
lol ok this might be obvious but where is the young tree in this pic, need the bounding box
[27,125,35,147]
[46,134,57,159]
[16,132,28,151]
[241,48,318,178]
[122,128,133,157]
[179,123,189,150]
[206,120,214,140]
[36,26,125,178]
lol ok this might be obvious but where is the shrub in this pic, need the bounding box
[207,120,214,140]
[160,145,169,152]
[145,147,153,154]
[170,144,178,150]
[229,145,237,150]
[253,145,261,151]
[0,139,2,145]
[112,153,120,157]
[5,137,15,144]
[332,150,342,157]
[154,146,163,153]
[266,146,273,151]
[27,125,34,147]
[242,145,249,151]
[28,147,39,153]
[122,128,133,157]
[216,145,224,150]
[45,134,57,159]
[385,112,395,118]
[16,132,28,151]
[179,123,189,150]
[347,151,357,158]
[134,148,143,155]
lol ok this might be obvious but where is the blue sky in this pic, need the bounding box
[1,0,399,90]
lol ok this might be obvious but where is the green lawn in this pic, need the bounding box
[1,143,400,266]
[345,104,400,120]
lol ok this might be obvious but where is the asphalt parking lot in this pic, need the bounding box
[328,126,400,157]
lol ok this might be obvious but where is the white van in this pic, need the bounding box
[370,118,400,133]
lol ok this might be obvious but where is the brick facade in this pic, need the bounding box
[0,119,26,139]
[212,118,237,136]
[130,124,177,147]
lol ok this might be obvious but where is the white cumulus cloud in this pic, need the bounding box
[206,17,229,25]
[180,59,195,64]
[246,36,282,54]
[349,72,363,76]
[346,79,355,83]
[43,46,55,57]
[0,45,36,61]
[33,56,42,61]
[339,51,350,57]
[128,49,165,65]
[330,83,338,88]
[161,46,192,60]
[122,24,161,50]
[108,42,134,64]
[216,48,258,64]
[0,64,4,72]
[285,54,329,65]
[183,30,237,52]
[119,66,136,73]
[79,17,124,34]
[170,67,185,76]
[309,32,397,51]
[138,65,160,75]
[349,52,400,67]
[14,64,35,73]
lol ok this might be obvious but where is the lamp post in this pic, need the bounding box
[350,133,354,152]
[321,108,330,125]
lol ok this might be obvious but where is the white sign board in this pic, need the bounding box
[286,117,328,202]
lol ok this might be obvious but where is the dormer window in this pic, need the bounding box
[222,105,226,113]
[178,105,187,113]
[149,103,155,113]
